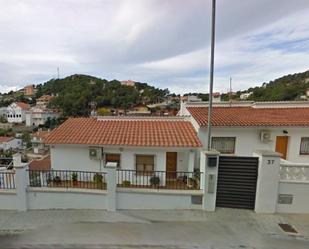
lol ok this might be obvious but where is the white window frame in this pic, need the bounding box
[211,137,236,154]
[300,137,309,155]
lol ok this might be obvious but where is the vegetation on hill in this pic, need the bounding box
[35,74,169,117]
[242,70,309,101]
[183,70,309,102]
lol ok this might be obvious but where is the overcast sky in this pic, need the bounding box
[0,0,309,94]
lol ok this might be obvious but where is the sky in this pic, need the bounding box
[0,0,309,94]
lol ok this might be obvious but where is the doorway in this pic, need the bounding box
[275,136,289,159]
[166,152,177,178]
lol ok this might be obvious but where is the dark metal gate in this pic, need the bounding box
[216,156,258,210]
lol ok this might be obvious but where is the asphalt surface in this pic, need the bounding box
[0,209,309,249]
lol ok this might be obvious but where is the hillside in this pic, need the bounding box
[241,70,309,101]
[35,74,169,116]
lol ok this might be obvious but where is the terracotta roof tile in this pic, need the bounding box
[16,102,30,110]
[29,156,51,171]
[187,107,309,127]
[45,118,202,148]
[0,136,13,143]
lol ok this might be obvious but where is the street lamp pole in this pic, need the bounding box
[206,0,216,151]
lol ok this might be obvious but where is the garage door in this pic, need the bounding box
[216,156,258,210]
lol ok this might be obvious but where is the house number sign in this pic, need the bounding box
[267,159,275,165]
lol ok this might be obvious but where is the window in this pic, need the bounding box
[211,137,236,154]
[105,153,121,168]
[300,137,309,155]
[136,155,154,173]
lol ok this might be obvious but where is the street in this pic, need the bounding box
[1,209,309,248]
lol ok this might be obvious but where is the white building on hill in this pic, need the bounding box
[6,102,30,123]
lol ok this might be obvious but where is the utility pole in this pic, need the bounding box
[229,76,232,107]
[57,67,60,79]
[206,0,216,151]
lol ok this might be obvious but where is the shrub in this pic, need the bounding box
[93,173,103,183]
[150,176,160,186]
[122,180,131,187]
[71,172,78,182]
[53,176,61,184]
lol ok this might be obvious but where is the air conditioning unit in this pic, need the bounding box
[260,131,272,143]
[89,147,103,160]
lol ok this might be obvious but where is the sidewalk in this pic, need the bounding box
[0,209,309,249]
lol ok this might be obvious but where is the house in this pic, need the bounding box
[29,156,51,171]
[179,100,309,163]
[6,102,30,123]
[240,92,253,100]
[36,95,54,109]
[212,92,221,102]
[0,136,22,151]
[22,85,36,96]
[181,95,202,103]
[127,104,151,116]
[25,107,59,127]
[121,80,135,87]
[31,130,50,154]
[45,117,202,186]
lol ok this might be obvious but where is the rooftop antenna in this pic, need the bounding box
[206,0,216,151]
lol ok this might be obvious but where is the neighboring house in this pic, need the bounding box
[121,80,135,87]
[127,104,151,116]
[0,136,22,151]
[212,92,221,102]
[179,100,309,163]
[29,156,51,171]
[25,107,59,127]
[240,92,253,100]
[45,117,202,185]
[181,95,202,103]
[6,102,30,123]
[31,130,50,154]
[36,95,54,109]
[22,85,36,96]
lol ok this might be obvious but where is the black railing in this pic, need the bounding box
[117,169,201,190]
[0,171,16,189]
[0,157,13,168]
[27,170,107,190]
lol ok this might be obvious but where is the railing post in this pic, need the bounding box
[253,150,281,213]
[13,153,28,211]
[106,162,117,211]
[200,150,219,211]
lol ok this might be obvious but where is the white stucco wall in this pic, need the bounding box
[27,189,107,210]
[197,127,309,163]
[0,191,19,210]
[277,182,309,213]
[51,144,196,172]
[7,105,26,123]
[0,139,22,151]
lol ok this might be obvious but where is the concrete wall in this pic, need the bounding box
[277,182,309,213]
[116,189,200,209]
[0,190,19,210]
[27,189,107,210]
[198,127,309,163]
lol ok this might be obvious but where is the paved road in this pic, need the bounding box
[1,209,309,249]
